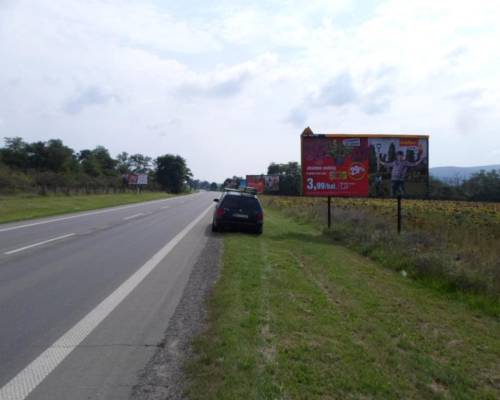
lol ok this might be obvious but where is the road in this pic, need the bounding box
[0,192,216,400]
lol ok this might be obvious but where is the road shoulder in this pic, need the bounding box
[131,232,222,400]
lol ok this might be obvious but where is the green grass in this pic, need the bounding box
[261,196,500,303]
[187,210,500,399]
[0,192,178,224]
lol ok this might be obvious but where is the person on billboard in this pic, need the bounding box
[379,150,425,197]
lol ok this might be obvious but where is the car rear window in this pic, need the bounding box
[221,196,261,211]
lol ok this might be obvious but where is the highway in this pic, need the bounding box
[0,192,216,400]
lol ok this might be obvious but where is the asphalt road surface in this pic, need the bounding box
[0,192,217,400]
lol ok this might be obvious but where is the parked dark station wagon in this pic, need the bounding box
[212,188,264,234]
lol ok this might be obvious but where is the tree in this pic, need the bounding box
[42,139,76,172]
[129,153,152,173]
[78,146,117,177]
[210,182,219,191]
[267,162,281,175]
[92,146,117,175]
[155,154,191,193]
[463,170,500,202]
[429,177,464,200]
[0,137,30,169]
[116,152,131,174]
[199,180,211,190]
[79,149,100,177]
[266,161,301,195]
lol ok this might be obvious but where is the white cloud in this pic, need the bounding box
[1,0,500,180]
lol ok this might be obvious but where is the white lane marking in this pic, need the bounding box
[4,233,76,255]
[123,213,144,221]
[0,204,212,400]
[160,205,170,209]
[0,194,197,233]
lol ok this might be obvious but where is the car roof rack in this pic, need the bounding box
[243,187,258,195]
[223,187,258,195]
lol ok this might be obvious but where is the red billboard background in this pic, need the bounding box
[302,135,370,197]
[246,175,265,194]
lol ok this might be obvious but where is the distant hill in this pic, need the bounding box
[430,165,500,182]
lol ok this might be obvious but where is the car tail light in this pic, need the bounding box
[216,208,225,218]
[256,211,263,221]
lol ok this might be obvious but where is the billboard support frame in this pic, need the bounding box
[397,195,402,234]
[301,127,429,232]
[327,196,332,229]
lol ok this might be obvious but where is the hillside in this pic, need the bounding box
[430,164,500,182]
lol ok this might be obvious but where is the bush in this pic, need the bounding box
[0,164,35,193]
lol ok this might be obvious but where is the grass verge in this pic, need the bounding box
[187,209,500,399]
[261,196,500,306]
[0,192,178,224]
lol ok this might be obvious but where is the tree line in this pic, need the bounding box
[0,137,193,195]
[190,180,219,192]
[430,171,500,202]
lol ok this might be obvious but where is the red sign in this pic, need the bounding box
[302,135,369,197]
[301,130,429,198]
[246,175,265,194]
[127,174,138,185]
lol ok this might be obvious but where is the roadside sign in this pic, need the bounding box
[127,173,148,185]
[264,175,280,191]
[246,175,265,193]
[301,128,429,198]
[137,174,148,185]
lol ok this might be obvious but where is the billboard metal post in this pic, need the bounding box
[397,195,402,234]
[327,196,332,229]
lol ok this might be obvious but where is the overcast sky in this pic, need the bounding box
[1,0,499,182]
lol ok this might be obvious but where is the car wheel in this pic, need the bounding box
[255,226,263,235]
[211,223,218,232]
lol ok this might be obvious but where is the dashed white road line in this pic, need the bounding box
[4,233,76,255]
[160,205,170,209]
[0,204,213,400]
[123,213,145,221]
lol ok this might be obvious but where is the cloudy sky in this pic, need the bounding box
[1,0,499,182]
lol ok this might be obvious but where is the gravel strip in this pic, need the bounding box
[130,233,222,400]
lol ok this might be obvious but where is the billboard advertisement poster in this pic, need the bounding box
[301,132,429,198]
[239,179,247,189]
[127,173,148,185]
[246,175,265,194]
[137,174,148,185]
[127,173,138,185]
[264,175,280,191]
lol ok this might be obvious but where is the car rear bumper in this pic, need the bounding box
[215,218,262,230]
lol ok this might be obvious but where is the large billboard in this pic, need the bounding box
[264,175,280,192]
[301,131,429,198]
[246,175,280,193]
[126,173,148,185]
[246,175,265,193]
